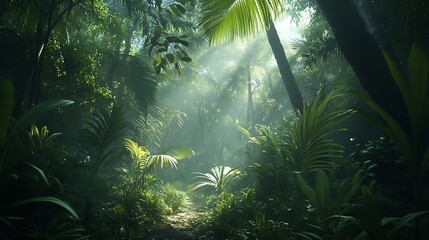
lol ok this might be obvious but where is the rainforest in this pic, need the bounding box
[1,0,429,239]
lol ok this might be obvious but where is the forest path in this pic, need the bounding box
[146,195,208,240]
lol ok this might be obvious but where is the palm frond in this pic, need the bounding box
[281,87,355,173]
[5,0,90,31]
[164,108,188,128]
[124,138,150,162]
[191,166,241,193]
[121,56,158,115]
[148,154,178,169]
[163,145,195,160]
[127,106,165,146]
[127,140,194,171]
[199,0,283,45]
[77,106,128,170]
[291,35,339,68]
[248,125,283,163]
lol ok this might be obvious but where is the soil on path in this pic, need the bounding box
[146,196,208,240]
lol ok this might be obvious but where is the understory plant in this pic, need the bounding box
[0,78,86,239]
[280,86,355,174]
[161,183,186,214]
[351,42,429,239]
[191,165,242,194]
[357,43,429,208]
[246,125,291,199]
[99,135,194,238]
[226,86,357,239]
[246,86,354,197]
[295,42,429,240]
[190,165,246,238]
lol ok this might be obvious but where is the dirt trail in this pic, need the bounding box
[146,196,207,240]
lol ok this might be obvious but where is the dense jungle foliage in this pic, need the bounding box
[1,0,429,239]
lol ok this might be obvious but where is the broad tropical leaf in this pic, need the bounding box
[8,196,79,220]
[297,169,362,229]
[385,211,429,237]
[361,186,383,238]
[296,173,316,204]
[25,163,50,187]
[315,170,330,219]
[358,42,429,185]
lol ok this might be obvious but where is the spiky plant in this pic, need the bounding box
[280,87,355,174]
[191,166,242,194]
[124,137,149,169]
[247,125,290,198]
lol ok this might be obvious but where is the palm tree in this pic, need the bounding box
[199,0,304,111]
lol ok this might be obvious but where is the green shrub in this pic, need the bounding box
[161,183,186,214]
[139,189,166,225]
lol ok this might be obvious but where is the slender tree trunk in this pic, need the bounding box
[266,21,303,112]
[197,104,205,149]
[22,0,84,110]
[315,0,409,131]
[123,18,137,57]
[247,65,254,127]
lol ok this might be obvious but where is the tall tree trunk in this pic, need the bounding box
[315,0,409,131]
[353,0,405,73]
[266,21,303,112]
